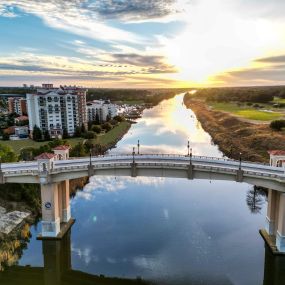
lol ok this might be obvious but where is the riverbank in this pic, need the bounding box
[0,121,132,155]
[184,96,285,163]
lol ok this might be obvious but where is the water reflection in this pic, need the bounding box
[1,229,284,285]
[110,94,222,156]
[246,186,267,214]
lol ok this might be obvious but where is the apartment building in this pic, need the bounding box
[8,97,27,115]
[27,84,87,138]
[87,100,118,123]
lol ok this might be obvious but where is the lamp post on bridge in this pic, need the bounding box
[239,152,242,170]
[132,147,135,164]
[187,140,190,156]
[137,140,140,155]
[190,148,192,165]
[89,148,92,167]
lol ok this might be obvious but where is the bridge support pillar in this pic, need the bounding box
[40,180,73,239]
[266,190,280,236]
[276,193,285,252]
[41,183,61,238]
[58,180,71,223]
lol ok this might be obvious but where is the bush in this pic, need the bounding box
[83,131,96,139]
[92,125,102,133]
[109,119,118,126]
[102,122,112,132]
[2,132,9,140]
[270,120,285,131]
[113,115,124,122]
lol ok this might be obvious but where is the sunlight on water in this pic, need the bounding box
[111,93,222,156]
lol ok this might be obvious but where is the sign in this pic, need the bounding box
[45,202,52,209]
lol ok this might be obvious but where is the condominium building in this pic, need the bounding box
[87,100,118,123]
[27,84,87,138]
[8,97,27,115]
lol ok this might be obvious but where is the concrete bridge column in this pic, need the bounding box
[41,183,61,237]
[276,193,285,252]
[266,190,280,236]
[59,180,71,223]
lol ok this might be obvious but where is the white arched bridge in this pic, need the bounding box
[1,154,285,190]
[1,151,285,253]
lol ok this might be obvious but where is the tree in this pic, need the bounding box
[62,128,69,139]
[19,147,35,161]
[70,143,86,157]
[92,125,101,134]
[114,115,124,122]
[106,114,111,122]
[33,125,42,141]
[95,113,100,124]
[102,122,112,132]
[0,144,17,162]
[74,126,82,137]
[44,130,51,141]
[2,132,9,141]
[81,124,86,134]
[270,120,285,131]
[83,131,96,139]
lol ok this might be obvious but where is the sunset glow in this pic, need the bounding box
[1,0,285,87]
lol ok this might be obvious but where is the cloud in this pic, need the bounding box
[214,65,285,85]
[0,5,18,17]
[88,0,180,21]
[0,1,143,44]
[256,54,285,64]
[110,53,177,73]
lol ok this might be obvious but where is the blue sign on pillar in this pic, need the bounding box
[45,202,52,209]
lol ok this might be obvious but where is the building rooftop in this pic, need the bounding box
[53,145,70,151]
[35,153,56,160]
[268,150,285,156]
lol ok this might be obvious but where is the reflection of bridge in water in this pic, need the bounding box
[0,230,149,285]
[0,229,284,285]
[1,147,285,252]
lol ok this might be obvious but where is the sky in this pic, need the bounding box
[1,0,285,88]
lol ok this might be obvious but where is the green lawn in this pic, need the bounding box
[273,97,285,104]
[0,121,131,154]
[210,102,283,121]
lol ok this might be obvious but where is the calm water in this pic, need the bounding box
[2,94,284,285]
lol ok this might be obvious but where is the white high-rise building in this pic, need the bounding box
[87,100,118,123]
[27,84,87,138]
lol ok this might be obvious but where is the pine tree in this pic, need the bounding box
[33,125,42,141]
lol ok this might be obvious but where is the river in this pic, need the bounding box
[2,93,282,285]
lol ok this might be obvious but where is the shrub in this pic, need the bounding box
[270,120,285,131]
[113,115,124,122]
[92,125,102,133]
[109,119,118,126]
[102,122,112,132]
[83,131,96,139]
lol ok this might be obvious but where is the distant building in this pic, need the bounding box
[14,126,29,138]
[8,97,27,115]
[27,84,87,138]
[87,100,118,123]
[15,115,29,124]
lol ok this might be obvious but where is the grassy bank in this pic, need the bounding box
[209,102,283,121]
[184,97,285,163]
[0,121,131,155]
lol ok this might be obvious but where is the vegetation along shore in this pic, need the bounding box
[184,86,285,163]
